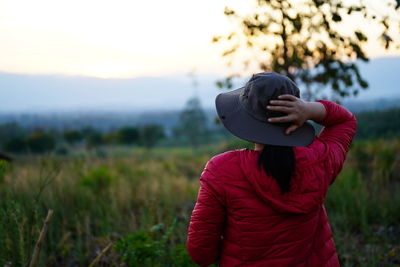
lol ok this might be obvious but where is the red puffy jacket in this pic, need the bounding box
[187,100,357,267]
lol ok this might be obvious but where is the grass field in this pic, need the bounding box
[1,139,399,266]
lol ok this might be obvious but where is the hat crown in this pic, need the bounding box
[239,72,300,122]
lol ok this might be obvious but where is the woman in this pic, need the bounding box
[187,72,357,266]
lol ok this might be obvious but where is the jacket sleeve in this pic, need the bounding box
[315,100,357,184]
[187,159,226,267]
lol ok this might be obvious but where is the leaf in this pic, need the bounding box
[359,79,368,88]
[355,31,368,42]
[381,33,393,49]
[332,13,342,22]
[293,16,302,32]
[211,36,221,43]
[224,7,235,16]
[150,223,164,232]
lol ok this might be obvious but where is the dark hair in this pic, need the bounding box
[257,145,295,194]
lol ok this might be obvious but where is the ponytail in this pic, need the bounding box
[257,145,295,194]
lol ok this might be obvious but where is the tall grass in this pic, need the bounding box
[325,139,400,266]
[0,140,399,266]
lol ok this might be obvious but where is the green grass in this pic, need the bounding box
[0,139,399,266]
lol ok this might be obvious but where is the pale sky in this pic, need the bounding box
[1,0,399,79]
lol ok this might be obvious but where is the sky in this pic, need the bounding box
[1,0,400,79]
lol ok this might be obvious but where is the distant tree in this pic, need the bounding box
[213,0,400,100]
[3,137,28,154]
[0,123,27,145]
[103,132,119,145]
[81,127,98,138]
[86,132,104,149]
[63,130,84,145]
[117,127,139,145]
[26,131,56,154]
[175,97,209,147]
[139,125,165,149]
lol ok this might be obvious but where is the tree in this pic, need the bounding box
[175,97,209,148]
[26,131,56,154]
[0,123,27,146]
[117,127,139,145]
[139,125,165,149]
[63,130,84,145]
[3,137,28,154]
[213,0,400,100]
[86,132,104,149]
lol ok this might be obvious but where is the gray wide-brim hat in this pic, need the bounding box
[215,72,315,146]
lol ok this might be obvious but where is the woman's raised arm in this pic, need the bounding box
[267,96,357,183]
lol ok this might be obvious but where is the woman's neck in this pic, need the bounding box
[254,143,265,151]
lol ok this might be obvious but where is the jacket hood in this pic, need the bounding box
[238,149,323,214]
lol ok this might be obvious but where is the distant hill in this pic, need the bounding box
[344,97,400,113]
[0,56,399,112]
[0,72,220,112]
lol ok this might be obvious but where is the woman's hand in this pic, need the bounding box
[266,95,326,135]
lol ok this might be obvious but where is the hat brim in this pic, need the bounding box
[215,87,315,147]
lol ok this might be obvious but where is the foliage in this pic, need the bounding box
[0,123,27,145]
[0,160,10,184]
[63,130,83,145]
[117,126,139,145]
[115,231,163,265]
[80,166,113,191]
[175,97,209,148]
[86,131,104,149]
[139,124,166,149]
[114,220,196,266]
[26,131,56,154]
[214,0,400,99]
[355,107,400,140]
[3,137,28,154]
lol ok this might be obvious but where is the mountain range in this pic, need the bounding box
[0,57,399,113]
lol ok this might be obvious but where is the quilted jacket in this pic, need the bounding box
[187,100,357,266]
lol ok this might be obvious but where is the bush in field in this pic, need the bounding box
[3,137,28,154]
[102,131,118,144]
[55,145,69,155]
[115,221,197,266]
[117,127,139,145]
[26,131,56,154]
[139,125,165,149]
[63,130,84,145]
[170,244,199,267]
[0,161,9,184]
[356,107,400,139]
[351,142,374,178]
[86,132,104,149]
[80,167,113,191]
[115,231,165,265]
[0,123,27,145]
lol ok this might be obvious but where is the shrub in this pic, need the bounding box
[80,167,113,191]
[115,231,165,266]
[3,137,28,154]
[117,127,139,145]
[26,132,56,154]
[63,130,83,145]
[115,220,197,266]
[139,125,165,149]
[0,161,9,184]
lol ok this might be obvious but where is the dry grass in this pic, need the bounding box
[0,140,399,266]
